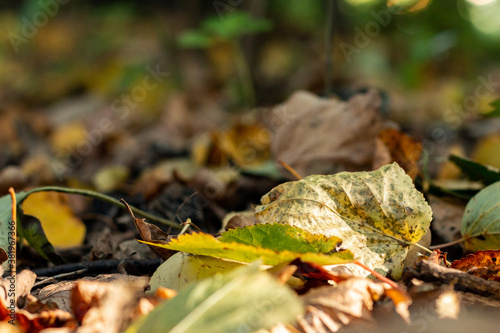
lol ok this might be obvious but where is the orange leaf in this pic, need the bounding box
[451,250,500,282]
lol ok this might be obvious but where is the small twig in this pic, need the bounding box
[279,161,303,180]
[168,191,199,234]
[30,258,162,278]
[181,219,203,233]
[430,237,467,250]
[33,268,88,288]
[21,186,181,229]
[353,261,400,290]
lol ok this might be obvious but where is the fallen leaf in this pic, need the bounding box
[472,133,500,170]
[372,128,422,180]
[21,191,86,249]
[92,165,130,193]
[451,250,500,281]
[0,270,37,310]
[49,122,87,156]
[297,277,411,332]
[222,211,256,231]
[255,163,432,279]
[148,252,245,292]
[267,89,385,177]
[18,213,66,265]
[126,263,303,333]
[141,224,354,266]
[461,181,500,250]
[210,122,271,167]
[16,308,77,333]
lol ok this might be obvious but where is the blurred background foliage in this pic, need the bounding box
[2,0,500,125]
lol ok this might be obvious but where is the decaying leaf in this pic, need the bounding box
[127,264,304,333]
[297,277,411,332]
[461,181,500,250]
[372,128,422,180]
[266,89,386,177]
[148,252,245,292]
[255,163,433,279]
[141,224,354,266]
[451,250,500,282]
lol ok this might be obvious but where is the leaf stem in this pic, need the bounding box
[429,237,467,250]
[21,186,182,230]
[353,261,399,289]
[409,241,433,254]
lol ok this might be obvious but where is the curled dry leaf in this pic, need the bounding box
[451,250,500,282]
[122,200,176,260]
[0,270,37,310]
[255,163,433,279]
[297,277,411,333]
[266,89,385,177]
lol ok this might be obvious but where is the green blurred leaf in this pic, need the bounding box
[178,30,212,48]
[202,12,272,40]
[387,0,430,14]
[450,154,500,185]
[142,224,354,266]
[461,181,500,251]
[486,99,500,117]
[126,263,303,333]
[179,11,272,48]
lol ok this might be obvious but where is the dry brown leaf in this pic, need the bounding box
[451,250,500,282]
[223,211,257,231]
[266,90,386,177]
[72,278,147,333]
[297,277,411,332]
[122,200,176,260]
[372,128,422,180]
[0,270,37,309]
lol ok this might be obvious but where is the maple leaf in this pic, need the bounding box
[255,163,433,279]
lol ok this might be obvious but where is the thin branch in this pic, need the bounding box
[429,237,467,250]
[279,160,303,180]
[21,186,182,229]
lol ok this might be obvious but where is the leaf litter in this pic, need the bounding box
[2,51,500,332]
